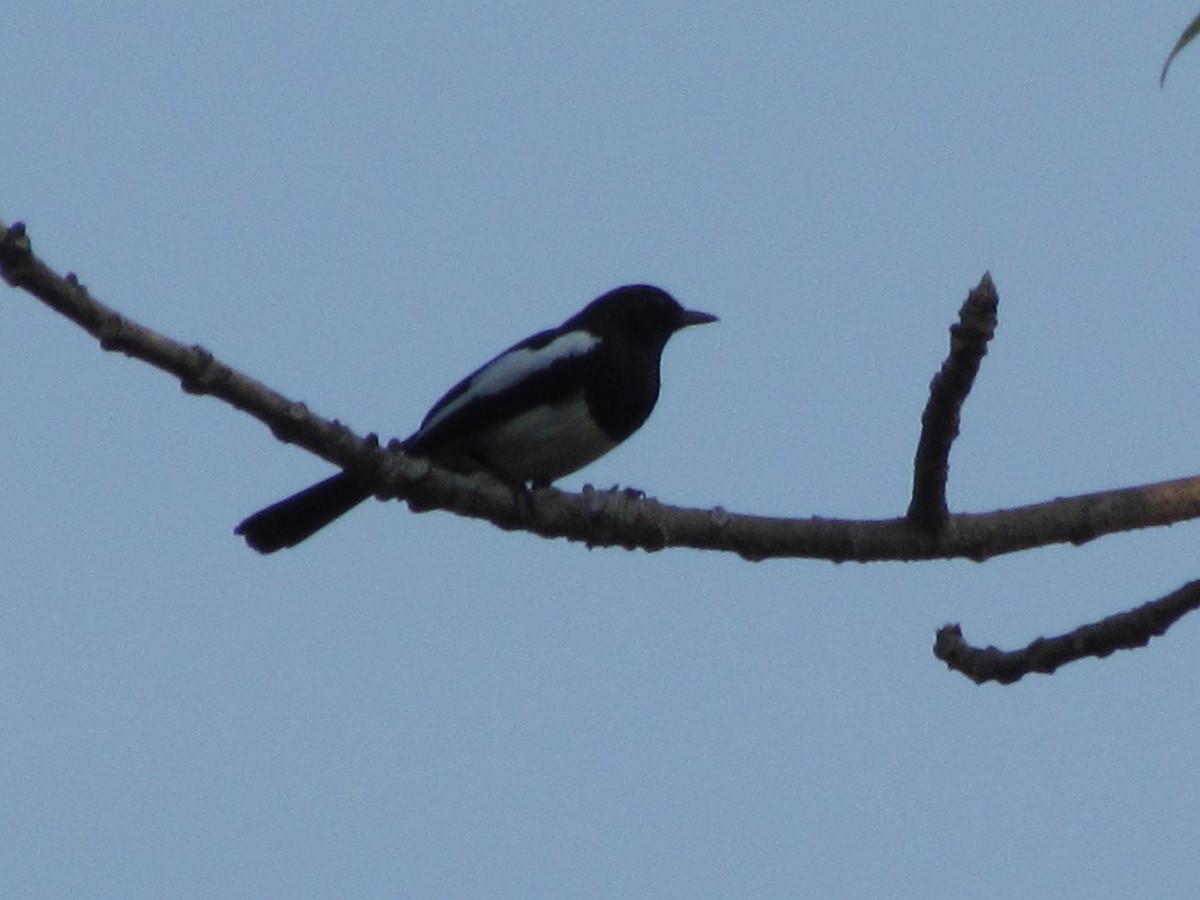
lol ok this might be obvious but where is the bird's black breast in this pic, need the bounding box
[581,339,662,442]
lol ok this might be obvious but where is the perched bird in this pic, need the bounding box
[235,284,717,553]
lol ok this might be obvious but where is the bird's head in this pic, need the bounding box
[569,284,718,346]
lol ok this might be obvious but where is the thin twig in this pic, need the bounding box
[934,579,1200,684]
[907,273,998,533]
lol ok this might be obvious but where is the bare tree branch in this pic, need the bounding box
[7,218,1200,678]
[934,579,1200,684]
[907,273,997,533]
[6,218,1200,563]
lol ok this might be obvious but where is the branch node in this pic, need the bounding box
[97,311,127,351]
[180,345,219,394]
[267,401,311,443]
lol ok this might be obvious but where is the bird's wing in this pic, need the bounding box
[405,327,600,453]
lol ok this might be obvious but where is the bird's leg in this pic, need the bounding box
[515,481,537,521]
[459,452,537,520]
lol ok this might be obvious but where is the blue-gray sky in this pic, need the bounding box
[4,3,1200,897]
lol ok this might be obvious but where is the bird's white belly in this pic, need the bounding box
[476,393,617,485]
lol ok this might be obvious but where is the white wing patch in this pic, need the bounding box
[421,330,601,434]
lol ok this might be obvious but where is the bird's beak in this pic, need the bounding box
[677,308,719,328]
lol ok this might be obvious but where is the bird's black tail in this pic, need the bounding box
[235,473,372,553]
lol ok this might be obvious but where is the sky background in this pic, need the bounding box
[4,2,1200,897]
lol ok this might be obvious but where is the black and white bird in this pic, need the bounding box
[235,284,717,553]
